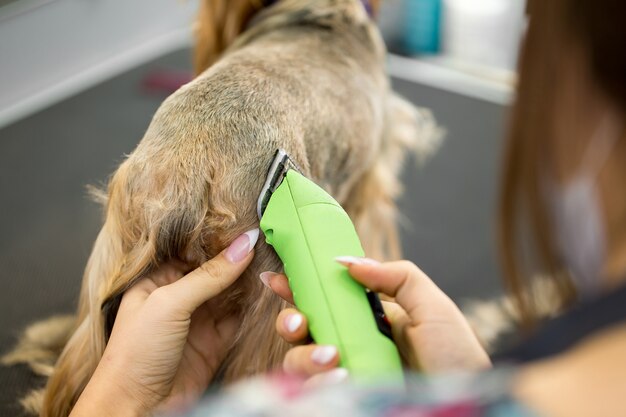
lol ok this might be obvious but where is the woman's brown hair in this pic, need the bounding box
[499,0,626,328]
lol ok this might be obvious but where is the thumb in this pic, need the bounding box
[162,228,259,314]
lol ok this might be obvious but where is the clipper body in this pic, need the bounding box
[258,150,403,382]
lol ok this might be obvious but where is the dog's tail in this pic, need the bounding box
[346,93,444,261]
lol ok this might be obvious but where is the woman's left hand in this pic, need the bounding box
[70,229,259,417]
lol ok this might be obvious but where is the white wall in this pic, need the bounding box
[0,0,199,129]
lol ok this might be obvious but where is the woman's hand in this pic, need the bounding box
[71,229,260,417]
[263,257,491,382]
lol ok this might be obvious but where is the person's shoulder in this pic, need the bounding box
[514,324,626,417]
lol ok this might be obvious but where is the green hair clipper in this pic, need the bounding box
[257,149,404,383]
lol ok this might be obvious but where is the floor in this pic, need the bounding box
[0,48,507,415]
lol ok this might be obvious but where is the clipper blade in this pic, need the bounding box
[257,149,302,219]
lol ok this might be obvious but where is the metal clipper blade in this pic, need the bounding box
[257,149,302,219]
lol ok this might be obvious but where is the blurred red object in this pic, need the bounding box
[142,70,194,94]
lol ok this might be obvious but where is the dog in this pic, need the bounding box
[2,1,441,415]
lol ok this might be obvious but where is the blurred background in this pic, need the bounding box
[0,0,524,415]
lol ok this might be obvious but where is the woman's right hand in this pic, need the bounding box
[262,257,491,382]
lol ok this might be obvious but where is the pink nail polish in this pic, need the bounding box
[320,368,349,384]
[311,346,337,365]
[259,271,278,288]
[284,314,303,333]
[225,229,259,263]
[335,256,380,266]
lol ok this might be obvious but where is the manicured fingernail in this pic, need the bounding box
[335,256,380,266]
[225,228,259,263]
[311,346,337,365]
[284,314,303,333]
[259,271,279,288]
[320,368,349,384]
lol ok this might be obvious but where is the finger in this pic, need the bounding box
[145,261,188,288]
[276,308,309,344]
[158,229,259,314]
[283,345,340,376]
[303,368,349,389]
[337,258,456,326]
[381,300,414,365]
[260,272,294,304]
[120,260,192,308]
[380,300,410,340]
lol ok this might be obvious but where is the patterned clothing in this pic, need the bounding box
[178,369,538,417]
